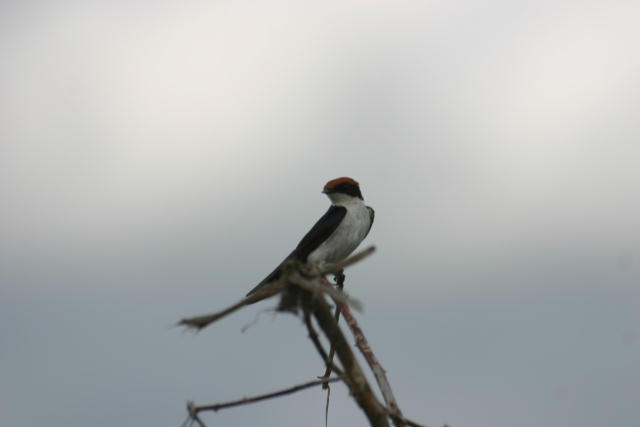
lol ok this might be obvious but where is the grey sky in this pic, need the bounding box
[1,1,639,427]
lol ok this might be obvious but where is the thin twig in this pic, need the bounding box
[303,307,341,427]
[325,384,331,427]
[290,270,362,312]
[328,283,405,426]
[178,282,284,330]
[178,244,421,427]
[304,307,344,376]
[186,401,208,427]
[307,291,389,427]
[321,271,345,388]
[193,376,344,413]
[180,413,192,427]
[178,247,375,331]
[319,246,376,275]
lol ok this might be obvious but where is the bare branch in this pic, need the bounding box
[290,271,362,312]
[303,308,344,376]
[177,248,375,331]
[193,376,344,413]
[178,247,376,331]
[178,243,431,427]
[327,282,405,426]
[320,272,344,388]
[319,245,376,275]
[186,401,208,427]
[306,291,389,427]
[178,282,284,330]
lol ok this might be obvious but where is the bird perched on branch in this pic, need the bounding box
[246,177,374,299]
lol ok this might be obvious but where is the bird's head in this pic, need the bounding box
[322,177,364,204]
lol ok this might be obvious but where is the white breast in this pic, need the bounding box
[307,200,372,267]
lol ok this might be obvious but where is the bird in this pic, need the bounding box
[246,177,374,299]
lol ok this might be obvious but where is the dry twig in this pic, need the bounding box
[320,272,344,388]
[190,376,344,414]
[303,288,389,427]
[178,245,426,427]
[177,281,284,329]
[330,286,405,425]
[177,247,374,331]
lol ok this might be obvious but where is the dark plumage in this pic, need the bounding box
[246,206,347,295]
[245,177,373,299]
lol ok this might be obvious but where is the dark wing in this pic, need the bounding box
[293,205,347,261]
[364,206,374,239]
[246,205,347,297]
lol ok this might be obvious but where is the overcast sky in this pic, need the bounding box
[1,1,639,427]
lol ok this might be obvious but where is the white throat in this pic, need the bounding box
[327,192,363,207]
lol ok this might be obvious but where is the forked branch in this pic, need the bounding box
[178,245,426,427]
